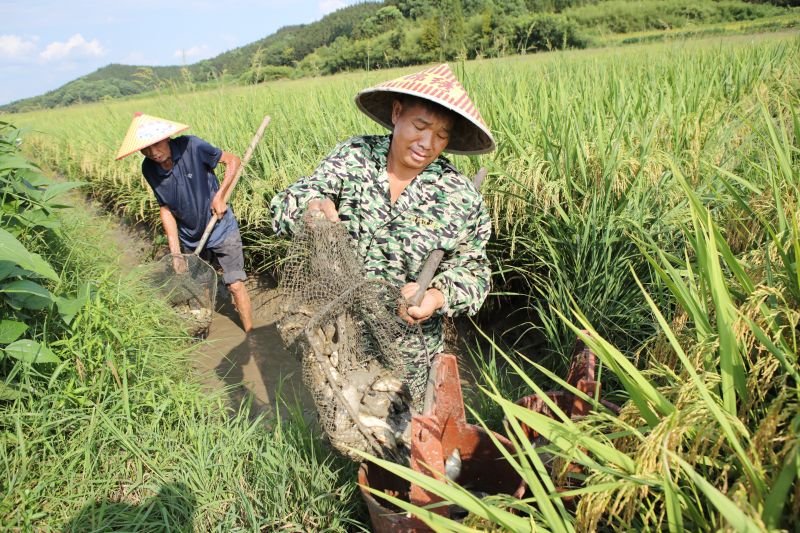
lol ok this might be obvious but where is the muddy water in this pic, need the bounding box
[192,276,317,422]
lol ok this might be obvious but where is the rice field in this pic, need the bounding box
[6,30,800,529]
[14,31,799,357]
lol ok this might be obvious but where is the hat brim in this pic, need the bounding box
[115,126,189,160]
[355,88,495,156]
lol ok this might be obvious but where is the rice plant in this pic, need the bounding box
[358,55,800,531]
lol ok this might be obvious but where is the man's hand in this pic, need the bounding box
[399,283,445,324]
[306,198,340,222]
[171,253,188,275]
[211,192,228,219]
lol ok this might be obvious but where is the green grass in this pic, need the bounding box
[1,197,366,530]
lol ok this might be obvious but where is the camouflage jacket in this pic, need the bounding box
[270,134,492,359]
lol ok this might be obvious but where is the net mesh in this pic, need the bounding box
[278,213,426,461]
[148,253,218,337]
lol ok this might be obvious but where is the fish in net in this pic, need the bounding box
[277,213,430,461]
[147,253,217,337]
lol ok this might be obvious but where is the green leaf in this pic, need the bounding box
[496,394,637,474]
[0,227,59,281]
[0,279,54,310]
[2,339,59,364]
[55,284,91,325]
[16,168,50,187]
[0,154,38,172]
[0,260,25,281]
[762,444,799,529]
[704,212,747,415]
[671,453,762,533]
[662,448,684,533]
[16,209,62,230]
[0,320,28,343]
[557,309,674,426]
[43,181,83,201]
[633,271,765,497]
[363,487,484,533]
[11,177,43,201]
[0,381,25,401]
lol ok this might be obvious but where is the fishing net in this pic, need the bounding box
[148,253,218,337]
[278,213,429,461]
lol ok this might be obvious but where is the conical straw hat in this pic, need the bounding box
[115,112,190,160]
[355,64,495,155]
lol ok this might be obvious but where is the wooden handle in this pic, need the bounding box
[194,115,271,255]
[410,167,488,306]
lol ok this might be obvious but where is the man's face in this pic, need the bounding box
[389,100,453,172]
[140,138,171,165]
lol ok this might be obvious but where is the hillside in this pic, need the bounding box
[2,0,796,113]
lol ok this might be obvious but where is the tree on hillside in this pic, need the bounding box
[420,0,467,60]
[357,6,404,38]
[388,0,435,19]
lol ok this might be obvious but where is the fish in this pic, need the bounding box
[323,322,336,342]
[371,376,403,393]
[358,415,392,431]
[359,394,391,417]
[307,328,325,356]
[372,427,397,448]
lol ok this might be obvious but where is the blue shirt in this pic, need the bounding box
[142,135,237,249]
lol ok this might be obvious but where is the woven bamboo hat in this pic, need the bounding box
[115,112,190,160]
[355,64,495,155]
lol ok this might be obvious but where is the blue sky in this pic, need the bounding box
[0,0,363,105]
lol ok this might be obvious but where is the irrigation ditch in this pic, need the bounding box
[57,179,320,423]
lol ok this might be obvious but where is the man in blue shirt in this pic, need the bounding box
[117,113,253,332]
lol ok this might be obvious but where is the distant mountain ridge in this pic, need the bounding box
[2,0,795,113]
[1,2,383,112]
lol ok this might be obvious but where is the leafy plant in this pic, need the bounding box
[0,122,84,388]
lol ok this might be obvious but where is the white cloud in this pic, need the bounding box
[0,35,38,60]
[319,0,345,15]
[39,34,104,62]
[173,45,212,62]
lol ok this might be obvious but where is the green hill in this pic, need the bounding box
[2,0,795,113]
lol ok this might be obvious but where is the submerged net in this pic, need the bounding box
[278,213,427,461]
[148,253,218,337]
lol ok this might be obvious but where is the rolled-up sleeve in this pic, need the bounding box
[270,141,349,236]
[430,200,492,317]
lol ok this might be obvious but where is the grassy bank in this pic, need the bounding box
[0,127,365,530]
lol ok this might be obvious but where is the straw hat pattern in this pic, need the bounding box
[115,112,190,160]
[355,64,495,155]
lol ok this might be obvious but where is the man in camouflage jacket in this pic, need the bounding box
[270,64,496,398]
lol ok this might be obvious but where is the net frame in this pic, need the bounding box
[149,253,218,337]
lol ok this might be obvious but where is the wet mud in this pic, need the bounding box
[192,276,316,421]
